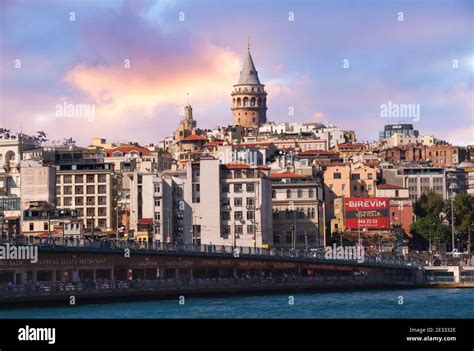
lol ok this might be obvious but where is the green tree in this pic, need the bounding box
[453,193,474,236]
[414,189,445,218]
[410,215,450,250]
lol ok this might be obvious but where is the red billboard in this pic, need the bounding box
[344,197,389,229]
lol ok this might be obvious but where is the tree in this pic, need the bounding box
[414,189,445,218]
[63,137,76,146]
[0,128,11,138]
[453,193,474,236]
[410,215,450,250]
[34,131,48,144]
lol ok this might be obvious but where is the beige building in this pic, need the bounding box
[322,162,378,233]
[56,163,115,231]
[20,160,56,210]
[270,172,325,249]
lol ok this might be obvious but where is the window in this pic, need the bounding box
[154,185,161,193]
[63,175,72,184]
[333,173,341,179]
[75,186,84,194]
[64,197,72,206]
[43,222,48,231]
[246,211,254,220]
[247,225,254,234]
[98,174,107,183]
[98,185,107,194]
[272,190,276,198]
[246,183,255,192]
[351,173,360,180]
[234,211,243,220]
[64,186,72,195]
[98,196,106,205]
[234,184,243,192]
[86,175,95,183]
[308,189,314,198]
[98,208,107,216]
[154,199,161,207]
[29,223,34,231]
[222,225,231,236]
[234,225,243,235]
[286,190,292,198]
[368,173,373,180]
[246,198,254,206]
[297,189,303,198]
[234,198,243,207]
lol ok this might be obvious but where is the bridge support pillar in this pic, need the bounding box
[110,268,115,281]
[72,269,80,283]
[175,268,180,279]
[32,270,37,284]
[453,266,461,283]
[93,269,97,280]
[51,270,57,282]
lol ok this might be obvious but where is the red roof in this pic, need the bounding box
[138,218,153,225]
[270,172,309,179]
[107,145,153,157]
[299,150,339,156]
[222,163,269,170]
[377,183,404,190]
[204,140,224,147]
[182,135,207,142]
[319,162,350,167]
[335,143,366,149]
[223,163,250,170]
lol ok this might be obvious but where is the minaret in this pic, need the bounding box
[231,41,267,128]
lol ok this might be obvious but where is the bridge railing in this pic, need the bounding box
[0,237,420,268]
[0,274,417,298]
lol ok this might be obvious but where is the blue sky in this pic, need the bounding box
[0,0,473,145]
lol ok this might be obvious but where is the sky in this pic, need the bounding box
[0,0,473,146]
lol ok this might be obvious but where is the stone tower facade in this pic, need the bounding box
[175,104,197,142]
[231,48,267,128]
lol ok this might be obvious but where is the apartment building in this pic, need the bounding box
[128,159,273,247]
[322,162,378,232]
[382,167,447,201]
[270,172,324,249]
[56,162,115,231]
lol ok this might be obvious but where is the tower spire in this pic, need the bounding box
[247,36,250,51]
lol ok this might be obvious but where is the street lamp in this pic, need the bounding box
[289,201,296,250]
[447,174,456,252]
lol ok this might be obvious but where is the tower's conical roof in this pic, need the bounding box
[237,49,261,85]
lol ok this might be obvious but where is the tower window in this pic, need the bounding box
[252,118,256,122]
[243,97,249,106]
